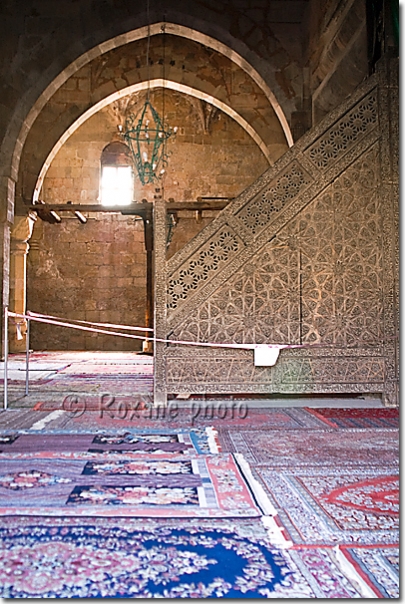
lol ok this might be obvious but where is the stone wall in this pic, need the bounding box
[307,0,368,124]
[17,33,285,208]
[27,215,146,351]
[26,88,268,350]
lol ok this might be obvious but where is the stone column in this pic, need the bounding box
[0,176,16,358]
[9,213,36,353]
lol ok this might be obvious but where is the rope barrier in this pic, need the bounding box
[10,311,311,351]
[4,308,394,410]
[26,311,154,332]
[8,310,392,351]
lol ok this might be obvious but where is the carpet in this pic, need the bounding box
[209,407,326,430]
[338,545,399,598]
[28,406,328,430]
[0,410,52,430]
[0,452,262,518]
[219,428,399,466]
[0,428,216,455]
[254,466,399,546]
[0,516,367,598]
[17,375,154,398]
[304,407,400,429]
[59,364,154,375]
[4,370,58,381]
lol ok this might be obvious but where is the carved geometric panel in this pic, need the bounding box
[166,353,272,386]
[165,351,385,393]
[235,161,313,235]
[306,90,377,170]
[274,145,383,347]
[167,225,243,311]
[162,71,398,400]
[277,356,385,386]
[172,244,300,345]
[172,146,383,353]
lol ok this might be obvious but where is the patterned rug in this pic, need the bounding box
[0,428,215,455]
[3,353,154,403]
[25,406,327,430]
[0,516,367,598]
[0,452,261,518]
[338,545,399,598]
[254,466,399,546]
[59,364,154,375]
[0,410,52,430]
[304,407,399,429]
[218,428,399,466]
[37,375,153,394]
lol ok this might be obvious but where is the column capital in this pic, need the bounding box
[10,213,36,252]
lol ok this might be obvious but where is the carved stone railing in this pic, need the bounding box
[157,57,398,406]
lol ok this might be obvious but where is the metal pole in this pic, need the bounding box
[25,318,30,396]
[4,306,8,410]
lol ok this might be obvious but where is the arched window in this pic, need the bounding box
[100,142,133,206]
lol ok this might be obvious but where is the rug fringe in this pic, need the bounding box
[234,453,277,516]
[30,410,65,430]
[261,515,294,549]
[334,546,379,598]
[233,453,292,548]
[303,407,338,428]
[205,427,220,453]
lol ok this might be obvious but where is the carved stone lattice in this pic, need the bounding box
[306,91,377,170]
[167,226,242,310]
[236,161,312,235]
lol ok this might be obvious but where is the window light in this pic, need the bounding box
[100,165,133,206]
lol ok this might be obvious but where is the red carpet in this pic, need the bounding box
[304,407,399,428]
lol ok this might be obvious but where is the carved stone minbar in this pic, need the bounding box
[155,58,398,406]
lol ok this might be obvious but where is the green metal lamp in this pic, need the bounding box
[123,98,177,185]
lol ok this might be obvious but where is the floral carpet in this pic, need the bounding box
[0,449,260,518]
[338,545,399,598]
[0,516,368,598]
[218,427,399,466]
[214,419,400,598]
[0,395,399,597]
[254,466,399,546]
[0,428,215,454]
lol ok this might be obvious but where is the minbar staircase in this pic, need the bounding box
[155,57,398,407]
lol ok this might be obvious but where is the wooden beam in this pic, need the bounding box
[30,200,231,214]
[29,203,150,213]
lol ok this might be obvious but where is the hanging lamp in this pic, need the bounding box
[123,99,176,185]
[123,9,176,185]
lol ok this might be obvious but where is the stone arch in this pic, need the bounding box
[4,19,294,189]
[33,79,273,201]
[1,11,297,353]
